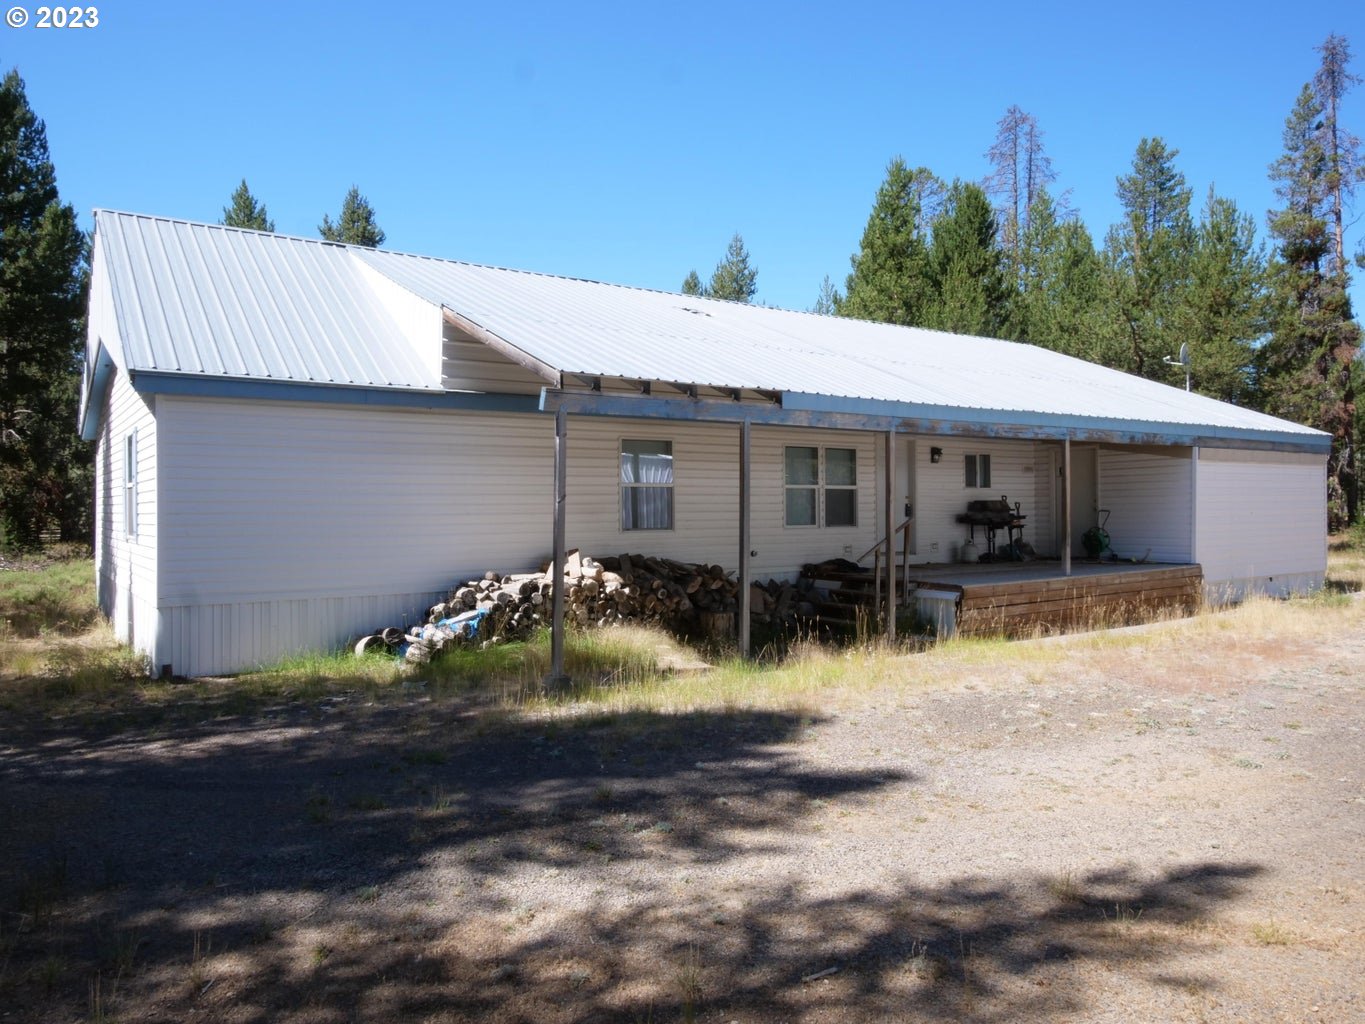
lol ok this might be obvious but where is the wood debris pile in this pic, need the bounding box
[354,550,817,663]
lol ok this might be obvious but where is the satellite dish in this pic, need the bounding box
[1178,343,1189,366]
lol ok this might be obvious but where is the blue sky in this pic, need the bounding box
[7,0,1365,313]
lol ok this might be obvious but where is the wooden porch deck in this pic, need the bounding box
[906,561,1203,636]
[803,560,1204,637]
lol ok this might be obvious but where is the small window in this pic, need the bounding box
[123,432,137,538]
[620,439,674,530]
[965,453,991,489]
[785,445,858,527]
[784,446,818,526]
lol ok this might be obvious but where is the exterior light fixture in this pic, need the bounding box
[930,447,943,463]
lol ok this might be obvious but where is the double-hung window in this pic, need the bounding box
[965,453,991,489]
[124,432,138,538]
[620,439,674,530]
[784,445,858,527]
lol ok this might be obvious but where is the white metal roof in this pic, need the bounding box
[94,210,437,390]
[356,246,1321,439]
[88,212,1325,446]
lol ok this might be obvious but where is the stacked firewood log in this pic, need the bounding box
[354,550,815,663]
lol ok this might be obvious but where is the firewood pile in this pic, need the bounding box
[354,549,816,664]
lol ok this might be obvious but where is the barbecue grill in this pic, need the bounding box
[956,496,1026,559]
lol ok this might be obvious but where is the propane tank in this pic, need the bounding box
[960,537,980,563]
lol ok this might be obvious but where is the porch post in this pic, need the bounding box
[884,430,896,638]
[1062,432,1072,578]
[738,419,752,658]
[547,406,570,689]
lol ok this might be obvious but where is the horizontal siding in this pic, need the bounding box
[1097,447,1193,563]
[1195,449,1326,598]
[908,437,1051,563]
[441,324,545,394]
[95,368,158,662]
[156,399,552,605]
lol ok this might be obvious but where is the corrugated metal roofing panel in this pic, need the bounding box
[95,211,439,390]
[355,247,1324,439]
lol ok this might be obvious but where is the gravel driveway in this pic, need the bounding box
[2,610,1361,1023]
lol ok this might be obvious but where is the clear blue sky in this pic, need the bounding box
[7,0,1365,313]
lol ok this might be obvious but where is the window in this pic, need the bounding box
[965,453,991,489]
[785,445,858,527]
[123,432,137,538]
[620,439,673,530]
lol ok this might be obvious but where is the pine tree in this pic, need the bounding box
[319,186,386,248]
[1263,82,1363,523]
[839,158,936,324]
[1180,189,1268,404]
[1314,34,1362,276]
[1015,189,1105,358]
[983,105,1058,266]
[681,269,705,296]
[221,179,274,232]
[812,275,841,315]
[922,181,1011,336]
[0,69,89,546]
[707,234,758,303]
[1100,137,1196,378]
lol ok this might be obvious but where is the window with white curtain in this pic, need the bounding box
[620,439,674,530]
[965,453,991,488]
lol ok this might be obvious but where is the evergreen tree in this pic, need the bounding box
[1314,34,1362,276]
[812,275,841,315]
[1179,190,1268,405]
[707,233,758,302]
[839,158,936,324]
[319,186,386,248]
[0,69,89,546]
[1015,189,1105,358]
[1263,83,1363,523]
[221,179,274,232]
[922,180,1011,336]
[681,269,705,296]
[1100,137,1196,378]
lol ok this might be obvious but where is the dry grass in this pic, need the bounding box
[2,536,1362,725]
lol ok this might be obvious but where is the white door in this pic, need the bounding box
[899,440,917,559]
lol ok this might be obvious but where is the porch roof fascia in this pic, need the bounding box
[540,388,1332,456]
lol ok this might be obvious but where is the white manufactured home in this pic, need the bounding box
[79,212,1330,677]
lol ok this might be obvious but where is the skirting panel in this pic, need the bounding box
[156,590,445,677]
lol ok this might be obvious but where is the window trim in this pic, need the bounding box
[965,452,992,489]
[619,437,675,532]
[123,430,138,539]
[784,444,859,529]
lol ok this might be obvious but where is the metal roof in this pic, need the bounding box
[356,246,1324,441]
[88,212,1326,448]
[94,210,437,390]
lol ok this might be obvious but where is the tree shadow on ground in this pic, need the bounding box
[1,701,905,1019]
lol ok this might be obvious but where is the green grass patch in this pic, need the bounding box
[0,553,100,638]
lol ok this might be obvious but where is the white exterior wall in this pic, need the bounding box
[1096,446,1194,563]
[151,400,885,675]
[94,370,158,664]
[905,436,1053,562]
[1194,448,1327,601]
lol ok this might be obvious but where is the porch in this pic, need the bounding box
[805,559,1204,638]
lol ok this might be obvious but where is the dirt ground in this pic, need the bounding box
[2,611,1362,1023]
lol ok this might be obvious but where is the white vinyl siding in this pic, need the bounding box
[94,368,157,664]
[151,400,883,674]
[1195,448,1326,600]
[1096,446,1193,564]
[905,437,1048,563]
